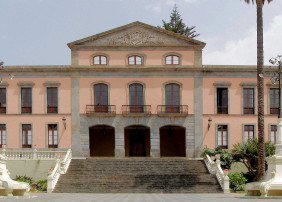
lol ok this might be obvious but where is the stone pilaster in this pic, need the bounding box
[194,77,203,157]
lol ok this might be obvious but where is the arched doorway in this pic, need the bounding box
[160,125,186,157]
[124,125,150,157]
[89,125,115,157]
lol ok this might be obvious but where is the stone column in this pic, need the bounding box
[150,126,160,157]
[115,123,125,158]
[194,77,203,158]
[71,74,82,157]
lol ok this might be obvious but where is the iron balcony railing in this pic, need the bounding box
[270,107,278,115]
[21,107,32,114]
[122,105,151,115]
[0,107,6,113]
[217,106,228,114]
[244,107,254,114]
[157,105,188,115]
[86,105,116,115]
[47,106,58,113]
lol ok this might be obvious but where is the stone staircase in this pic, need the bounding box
[53,158,222,193]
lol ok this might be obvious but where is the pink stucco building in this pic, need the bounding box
[0,22,278,157]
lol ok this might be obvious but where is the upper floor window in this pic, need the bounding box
[21,88,32,114]
[243,88,254,114]
[94,83,108,112]
[165,55,180,65]
[0,124,7,148]
[22,124,32,148]
[128,55,142,65]
[244,125,254,142]
[270,88,279,115]
[217,125,228,149]
[165,83,180,113]
[129,83,144,112]
[217,88,228,114]
[270,125,277,144]
[47,87,58,113]
[48,124,58,148]
[93,55,107,65]
[0,88,6,113]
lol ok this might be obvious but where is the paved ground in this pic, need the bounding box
[1,193,282,202]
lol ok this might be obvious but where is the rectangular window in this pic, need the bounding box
[270,88,279,114]
[22,124,32,148]
[0,124,7,148]
[243,88,254,114]
[244,125,254,142]
[48,124,58,148]
[47,87,58,113]
[217,88,228,114]
[217,125,228,149]
[21,88,32,113]
[0,88,6,113]
[270,125,277,144]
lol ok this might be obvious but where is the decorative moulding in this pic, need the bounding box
[43,81,61,87]
[266,82,282,86]
[17,81,34,87]
[240,82,257,86]
[213,82,231,87]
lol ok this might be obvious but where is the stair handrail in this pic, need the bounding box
[47,147,72,193]
[204,153,230,193]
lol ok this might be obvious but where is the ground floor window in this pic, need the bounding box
[217,125,228,149]
[244,125,254,142]
[270,125,277,144]
[22,124,32,148]
[48,124,58,148]
[0,124,6,147]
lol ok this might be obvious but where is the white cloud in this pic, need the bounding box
[204,14,282,65]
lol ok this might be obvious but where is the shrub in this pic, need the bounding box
[14,175,33,186]
[36,179,47,191]
[228,172,247,191]
[201,146,232,169]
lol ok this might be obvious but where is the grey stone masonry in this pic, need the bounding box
[79,115,195,158]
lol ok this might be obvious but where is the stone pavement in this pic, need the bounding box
[1,193,282,202]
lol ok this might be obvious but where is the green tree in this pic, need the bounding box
[242,0,272,181]
[232,139,275,182]
[161,5,199,38]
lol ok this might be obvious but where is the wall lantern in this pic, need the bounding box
[62,117,66,129]
[208,117,212,130]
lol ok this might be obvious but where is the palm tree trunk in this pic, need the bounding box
[256,1,265,181]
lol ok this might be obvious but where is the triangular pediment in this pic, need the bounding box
[68,21,205,48]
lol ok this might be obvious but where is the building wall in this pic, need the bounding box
[77,50,195,66]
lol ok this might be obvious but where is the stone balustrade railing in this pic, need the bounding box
[47,148,72,193]
[0,146,68,160]
[204,153,230,193]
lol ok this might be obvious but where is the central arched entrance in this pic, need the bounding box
[160,125,186,157]
[89,125,115,157]
[124,125,150,157]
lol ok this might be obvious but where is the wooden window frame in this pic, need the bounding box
[244,125,254,142]
[0,88,6,114]
[0,124,6,148]
[217,88,228,114]
[165,83,180,113]
[243,88,254,114]
[21,88,32,114]
[217,125,228,149]
[22,124,32,148]
[270,125,277,144]
[270,88,279,115]
[48,124,58,148]
[128,55,143,66]
[165,55,180,65]
[93,55,107,65]
[47,87,58,113]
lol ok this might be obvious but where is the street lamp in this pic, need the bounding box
[270,55,282,118]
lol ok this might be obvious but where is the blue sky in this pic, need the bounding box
[0,0,281,66]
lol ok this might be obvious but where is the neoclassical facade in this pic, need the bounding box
[0,22,279,158]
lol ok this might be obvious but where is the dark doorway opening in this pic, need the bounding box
[160,125,186,157]
[89,125,115,157]
[124,125,150,157]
